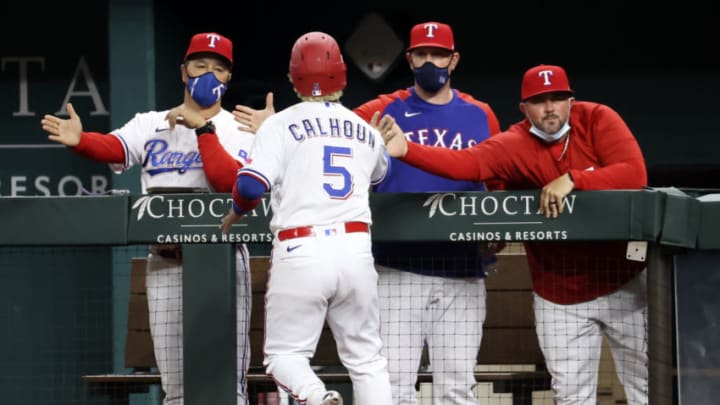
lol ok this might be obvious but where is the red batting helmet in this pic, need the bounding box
[289,32,347,97]
[521,64,574,101]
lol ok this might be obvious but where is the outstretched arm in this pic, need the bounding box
[41,103,125,163]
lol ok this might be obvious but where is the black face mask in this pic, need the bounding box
[412,61,450,93]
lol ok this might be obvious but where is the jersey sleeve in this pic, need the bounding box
[456,91,501,135]
[371,148,390,185]
[353,90,408,123]
[231,174,266,215]
[456,91,505,190]
[197,133,243,192]
[237,115,284,190]
[73,132,126,163]
[570,104,647,190]
[401,128,527,184]
[199,111,255,192]
[403,142,486,182]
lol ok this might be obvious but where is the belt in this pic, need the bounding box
[277,221,370,241]
[149,244,182,260]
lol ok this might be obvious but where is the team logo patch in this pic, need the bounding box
[311,83,322,97]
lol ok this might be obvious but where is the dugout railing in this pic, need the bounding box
[1,188,718,404]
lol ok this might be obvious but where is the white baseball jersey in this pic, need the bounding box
[242,101,388,232]
[110,108,254,192]
[113,108,255,403]
[250,100,393,405]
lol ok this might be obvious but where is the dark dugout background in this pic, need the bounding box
[155,1,720,188]
[0,1,717,403]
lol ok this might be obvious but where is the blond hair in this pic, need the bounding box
[292,88,343,102]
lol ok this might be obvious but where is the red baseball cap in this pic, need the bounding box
[184,32,233,66]
[521,64,574,101]
[407,22,454,51]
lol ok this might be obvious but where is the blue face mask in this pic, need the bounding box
[412,61,450,93]
[186,72,227,107]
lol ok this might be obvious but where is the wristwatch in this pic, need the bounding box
[195,120,216,136]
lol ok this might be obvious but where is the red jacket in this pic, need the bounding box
[403,101,647,304]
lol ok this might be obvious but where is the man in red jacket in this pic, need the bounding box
[379,64,648,405]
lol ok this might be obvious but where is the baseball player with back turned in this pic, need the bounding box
[220,31,393,405]
[41,32,255,404]
[379,64,648,405]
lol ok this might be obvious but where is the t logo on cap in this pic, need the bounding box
[205,33,221,48]
[537,69,555,85]
[423,23,440,38]
[407,21,455,51]
[521,64,574,101]
[184,32,233,67]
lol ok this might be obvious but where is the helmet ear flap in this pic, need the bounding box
[289,32,347,97]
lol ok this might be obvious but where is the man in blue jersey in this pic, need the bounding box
[353,21,504,405]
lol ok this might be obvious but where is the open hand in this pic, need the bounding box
[371,111,407,158]
[233,92,275,133]
[41,103,83,147]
